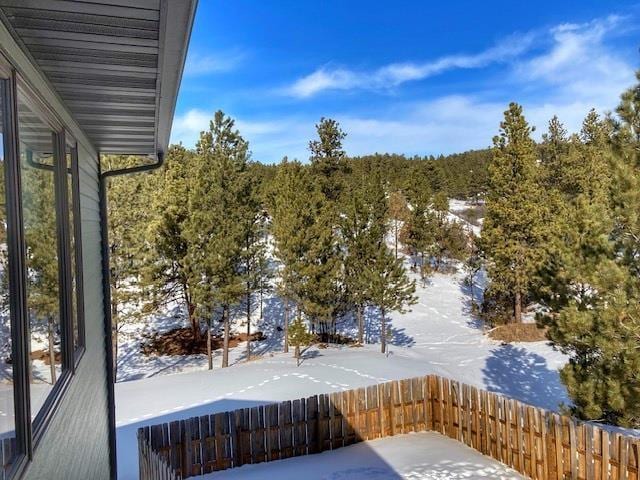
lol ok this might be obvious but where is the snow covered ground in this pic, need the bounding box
[115,266,569,478]
[207,431,525,480]
[112,199,572,478]
[0,199,571,477]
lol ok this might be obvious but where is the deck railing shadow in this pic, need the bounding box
[139,374,640,480]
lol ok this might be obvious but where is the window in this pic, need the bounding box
[18,94,62,422]
[0,77,18,479]
[0,63,86,479]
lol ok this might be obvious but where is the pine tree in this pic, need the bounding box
[301,118,349,339]
[403,162,432,207]
[186,111,254,369]
[105,155,156,377]
[542,73,640,427]
[365,246,416,354]
[482,103,548,323]
[309,117,350,202]
[298,204,344,339]
[342,168,388,344]
[537,111,614,313]
[388,190,409,259]
[269,159,321,352]
[401,204,435,283]
[539,115,569,188]
[146,145,200,341]
[241,200,269,361]
[613,69,640,166]
[288,317,315,366]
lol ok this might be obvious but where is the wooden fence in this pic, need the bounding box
[139,429,181,480]
[138,374,640,480]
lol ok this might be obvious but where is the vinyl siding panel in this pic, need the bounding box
[24,145,110,480]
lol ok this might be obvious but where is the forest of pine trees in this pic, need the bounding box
[103,69,640,428]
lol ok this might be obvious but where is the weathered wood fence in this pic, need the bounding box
[138,431,180,480]
[138,374,640,480]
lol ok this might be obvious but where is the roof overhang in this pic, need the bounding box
[0,0,197,158]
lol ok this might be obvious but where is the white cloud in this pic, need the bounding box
[171,14,638,163]
[170,109,211,144]
[513,15,633,107]
[170,96,606,163]
[184,50,246,76]
[283,33,535,98]
[170,109,314,161]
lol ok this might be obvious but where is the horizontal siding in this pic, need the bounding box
[24,144,110,480]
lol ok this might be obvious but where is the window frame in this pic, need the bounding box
[1,59,86,480]
[1,67,31,480]
[67,142,86,364]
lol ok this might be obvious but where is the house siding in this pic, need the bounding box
[0,18,112,480]
[23,145,111,480]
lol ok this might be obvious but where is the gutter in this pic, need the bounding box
[98,152,164,480]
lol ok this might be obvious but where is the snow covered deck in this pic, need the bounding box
[205,431,524,480]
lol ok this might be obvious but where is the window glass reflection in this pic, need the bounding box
[18,94,61,420]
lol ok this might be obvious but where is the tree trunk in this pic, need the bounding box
[356,305,364,344]
[295,345,300,367]
[246,287,252,361]
[222,306,230,368]
[48,316,57,384]
[207,321,213,370]
[259,281,263,319]
[283,298,289,353]
[514,291,522,324]
[394,221,398,259]
[188,301,200,341]
[380,309,386,354]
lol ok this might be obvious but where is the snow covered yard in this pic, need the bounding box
[114,199,570,478]
[115,268,569,478]
[205,431,525,480]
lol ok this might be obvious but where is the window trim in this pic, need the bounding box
[68,143,86,365]
[1,62,87,479]
[1,69,31,480]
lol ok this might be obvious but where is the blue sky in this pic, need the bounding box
[170,1,640,163]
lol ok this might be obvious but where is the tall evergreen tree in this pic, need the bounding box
[269,159,320,352]
[146,145,200,341]
[542,73,640,427]
[186,111,255,369]
[342,169,388,343]
[301,118,349,339]
[298,205,344,339]
[105,155,157,377]
[482,103,548,323]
